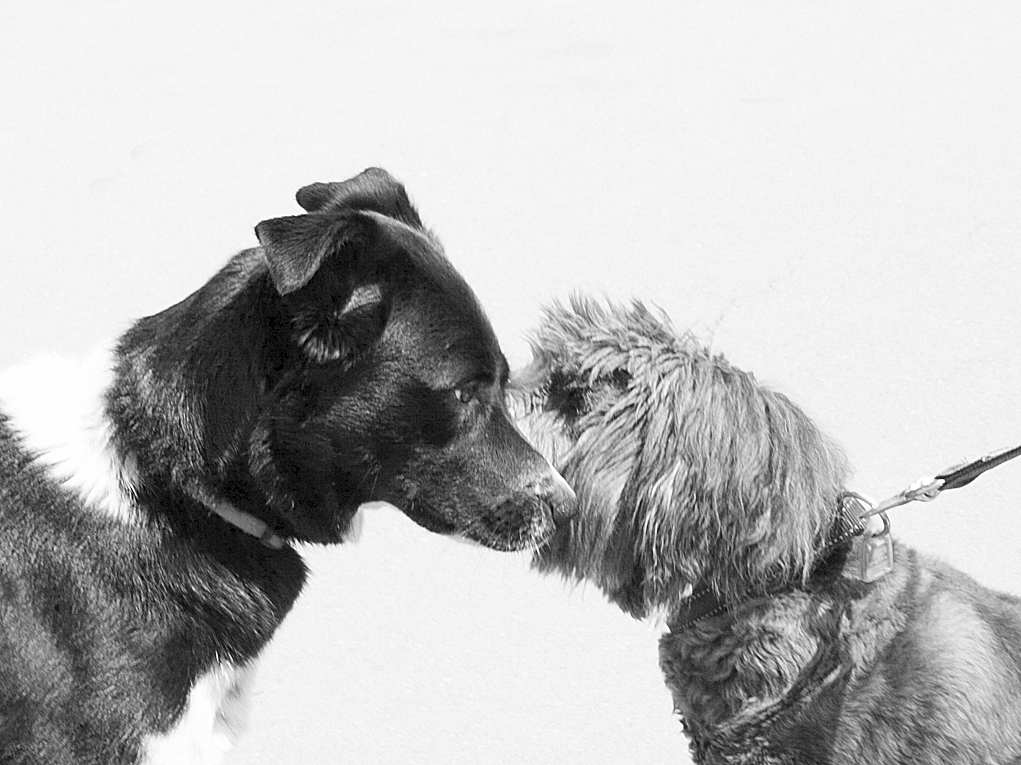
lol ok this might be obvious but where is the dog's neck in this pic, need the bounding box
[660,502,877,763]
[661,580,857,762]
[669,499,866,632]
[101,252,316,549]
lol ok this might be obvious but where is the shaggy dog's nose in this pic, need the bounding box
[542,466,577,522]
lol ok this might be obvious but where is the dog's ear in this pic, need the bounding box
[633,384,847,605]
[255,212,392,365]
[255,213,368,296]
[290,283,390,366]
[295,167,423,229]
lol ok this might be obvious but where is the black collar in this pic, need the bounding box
[669,496,866,631]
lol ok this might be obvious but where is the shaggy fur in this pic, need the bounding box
[513,297,1021,765]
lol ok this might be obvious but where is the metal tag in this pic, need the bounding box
[849,511,894,582]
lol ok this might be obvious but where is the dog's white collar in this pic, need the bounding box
[208,499,285,549]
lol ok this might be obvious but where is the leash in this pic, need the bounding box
[670,444,1021,631]
[862,444,1021,517]
[843,443,1021,584]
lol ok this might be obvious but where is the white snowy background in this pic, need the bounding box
[2,3,1020,763]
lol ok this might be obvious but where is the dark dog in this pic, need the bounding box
[513,298,1021,765]
[0,168,574,764]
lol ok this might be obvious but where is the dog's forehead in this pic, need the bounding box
[533,330,633,383]
[381,218,498,327]
[416,346,509,389]
[396,304,505,378]
[533,299,689,380]
[365,212,457,279]
[378,334,504,398]
[382,272,504,388]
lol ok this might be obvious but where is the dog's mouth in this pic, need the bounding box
[399,495,556,553]
[529,513,580,575]
[400,498,459,536]
[470,512,555,553]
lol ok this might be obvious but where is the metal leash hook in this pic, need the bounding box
[862,476,944,518]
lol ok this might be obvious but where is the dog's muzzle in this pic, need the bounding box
[536,463,577,523]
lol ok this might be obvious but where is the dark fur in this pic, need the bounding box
[513,297,1021,764]
[0,168,573,763]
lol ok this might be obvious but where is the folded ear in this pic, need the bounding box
[255,213,369,296]
[295,167,423,228]
[255,212,392,365]
[291,283,390,366]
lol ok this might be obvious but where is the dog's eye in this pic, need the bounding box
[452,381,484,404]
[451,372,494,405]
[545,372,588,417]
[609,369,631,390]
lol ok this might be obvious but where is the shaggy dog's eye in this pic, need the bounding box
[544,368,630,419]
[545,371,588,417]
[453,387,472,404]
[547,387,586,416]
[609,369,631,390]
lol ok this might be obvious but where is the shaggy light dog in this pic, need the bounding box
[512,298,1021,765]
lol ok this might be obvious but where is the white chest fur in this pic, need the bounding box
[0,345,139,523]
[140,661,256,765]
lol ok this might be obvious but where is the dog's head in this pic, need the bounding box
[117,168,573,552]
[245,168,575,550]
[511,298,848,616]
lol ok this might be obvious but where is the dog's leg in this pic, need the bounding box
[140,661,257,765]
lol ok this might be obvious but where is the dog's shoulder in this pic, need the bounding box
[0,349,288,763]
[896,547,1021,655]
[0,381,159,761]
[829,542,1021,760]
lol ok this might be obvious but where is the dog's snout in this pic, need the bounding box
[538,460,576,522]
